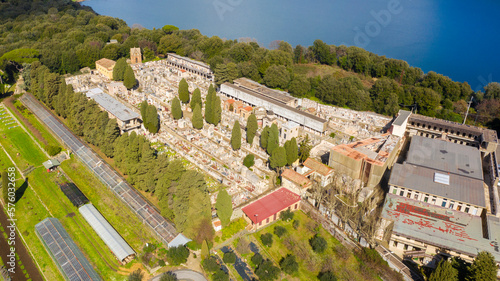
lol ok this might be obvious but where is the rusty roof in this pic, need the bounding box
[303,158,333,176]
[282,169,312,188]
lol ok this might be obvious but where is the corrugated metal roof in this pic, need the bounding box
[381,195,500,262]
[167,233,191,248]
[407,135,483,181]
[85,88,140,122]
[389,163,485,207]
[79,204,135,262]
[35,218,101,281]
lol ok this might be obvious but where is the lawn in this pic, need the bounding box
[12,99,62,149]
[0,145,15,173]
[0,118,47,168]
[250,210,379,281]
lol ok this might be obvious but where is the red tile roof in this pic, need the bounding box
[282,169,312,188]
[243,106,253,112]
[242,188,300,224]
[226,99,235,104]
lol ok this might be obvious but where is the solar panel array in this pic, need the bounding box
[59,183,89,207]
[21,93,180,246]
[35,218,101,281]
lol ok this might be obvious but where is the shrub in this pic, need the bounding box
[166,246,190,265]
[280,254,298,274]
[310,235,327,254]
[203,256,220,272]
[255,260,280,281]
[292,219,300,229]
[261,233,273,247]
[157,259,166,267]
[45,145,62,156]
[329,132,336,138]
[223,251,236,264]
[280,209,294,221]
[251,253,263,266]
[212,269,229,281]
[186,240,201,251]
[243,154,255,168]
[221,218,247,241]
[274,226,287,238]
[319,271,337,281]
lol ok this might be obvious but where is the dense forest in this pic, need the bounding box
[1,0,500,133]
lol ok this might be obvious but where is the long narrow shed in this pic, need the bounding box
[79,204,136,264]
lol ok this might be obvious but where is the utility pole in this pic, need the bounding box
[463,96,473,124]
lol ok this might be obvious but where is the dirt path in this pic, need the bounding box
[0,205,43,281]
[4,96,47,146]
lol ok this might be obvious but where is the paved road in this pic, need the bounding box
[150,269,207,281]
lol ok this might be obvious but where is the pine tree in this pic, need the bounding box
[284,137,298,166]
[102,119,120,157]
[178,78,189,104]
[171,97,182,120]
[429,260,458,281]
[246,113,258,144]
[467,251,497,281]
[123,65,137,89]
[267,123,279,155]
[231,121,241,150]
[113,58,127,81]
[190,88,202,111]
[260,126,270,150]
[192,104,203,129]
[215,189,233,227]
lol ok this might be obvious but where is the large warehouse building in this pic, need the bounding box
[220,78,327,133]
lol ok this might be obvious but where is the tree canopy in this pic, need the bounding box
[231,121,241,150]
[215,189,233,227]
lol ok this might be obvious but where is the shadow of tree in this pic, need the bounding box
[15,177,28,203]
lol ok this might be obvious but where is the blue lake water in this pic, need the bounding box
[83,0,500,89]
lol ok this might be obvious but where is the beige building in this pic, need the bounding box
[95,58,116,80]
[130,48,142,64]
[329,134,402,188]
[281,168,312,196]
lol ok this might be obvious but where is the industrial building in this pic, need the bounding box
[380,113,500,268]
[220,78,327,133]
[329,133,402,188]
[85,88,141,132]
[79,204,136,264]
[166,53,214,81]
[35,218,101,281]
[242,187,301,230]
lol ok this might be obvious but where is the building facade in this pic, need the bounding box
[95,58,116,80]
[130,47,142,64]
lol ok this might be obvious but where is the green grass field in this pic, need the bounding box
[250,211,377,281]
[0,122,47,168]
[13,99,62,149]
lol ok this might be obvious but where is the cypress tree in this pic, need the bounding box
[260,126,270,150]
[113,58,127,81]
[201,240,209,260]
[123,66,137,89]
[231,121,241,150]
[267,123,279,155]
[146,105,159,133]
[270,146,287,171]
[213,96,221,125]
[205,84,215,124]
[284,137,298,166]
[171,97,182,120]
[192,104,203,129]
[178,78,190,104]
[190,88,202,111]
[140,100,148,121]
[467,251,497,281]
[102,119,120,157]
[215,189,233,227]
[246,113,258,144]
[429,260,458,281]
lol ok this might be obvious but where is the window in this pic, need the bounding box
[294,203,298,210]
[449,201,455,209]
[406,191,412,198]
[393,241,398,247]
[404,244,408,250]
[392,187,397,194]
[424,197,429,203]
[266,218,269,223]
[465,205,470,213]
[457,204,462,211]
[414,192,419,200]
[432,196,437,203]
[400,188,405,196]
[259,221,262,226]
[442,199,447,208]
